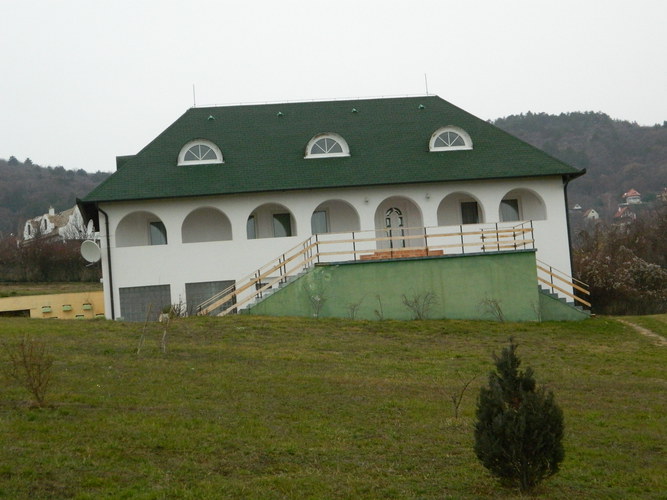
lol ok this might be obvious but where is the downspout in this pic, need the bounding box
[97,206,115,320]
[562,174,575,275]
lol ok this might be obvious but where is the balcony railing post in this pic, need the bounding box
[315,234,320,264]
[352,231,357,261]
[424,226,428,254]
[460,225,465,254]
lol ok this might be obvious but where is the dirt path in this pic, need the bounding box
[616,319,667,347]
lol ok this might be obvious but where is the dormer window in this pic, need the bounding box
[305,133,350,159]
[178,140,223,165]
[429,126,473,152]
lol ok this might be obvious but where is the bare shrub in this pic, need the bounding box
[449,372,478,418]
[480,298,505,322]
[3,336,54,407]
[401,291,438,320]
[347,298,364,319]
[374,295,385,320]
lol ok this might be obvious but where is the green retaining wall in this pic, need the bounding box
[538,290,590,321]
[247,250,546,321]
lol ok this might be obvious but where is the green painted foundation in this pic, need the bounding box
[246,250,585,321]
[538,290,589,321]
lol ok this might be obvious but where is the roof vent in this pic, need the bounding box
[277,111,284,117]
[418,104,425,110]
[351,108,358,113]
[207,115,215,121]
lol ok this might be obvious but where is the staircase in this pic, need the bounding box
[196,222,590,318]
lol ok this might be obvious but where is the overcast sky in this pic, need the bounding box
[2,0,665,173]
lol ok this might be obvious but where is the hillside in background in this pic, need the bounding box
[493,112,667,218]
[0,157,109,237]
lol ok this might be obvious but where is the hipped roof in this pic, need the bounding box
[82,95,583,206]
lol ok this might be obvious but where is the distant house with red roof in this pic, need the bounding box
[622,188,641,205]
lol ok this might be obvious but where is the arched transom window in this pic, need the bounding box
[305,133,350,159]
[429,126,473,152]
[178,140,223,165]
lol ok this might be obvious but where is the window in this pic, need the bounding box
[311,210,329,234]
[178,140,223,165]
[273,213,292,237]
[500,199,520,222]
[460,201,480,224]
[429,126,473,151]
[246,215,257,240]
[305,133,350,158]
[149,221,167,245]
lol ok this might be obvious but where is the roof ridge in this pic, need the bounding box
[193,94,434,110]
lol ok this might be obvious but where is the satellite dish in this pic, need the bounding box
[81,240,101,263]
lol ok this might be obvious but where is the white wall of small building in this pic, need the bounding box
[97,176,572,318]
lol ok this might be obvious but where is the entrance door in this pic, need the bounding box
[385,207,406,249]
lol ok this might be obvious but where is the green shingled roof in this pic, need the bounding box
[82,95,583,204]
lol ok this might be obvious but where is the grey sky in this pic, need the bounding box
[2,0,665,173]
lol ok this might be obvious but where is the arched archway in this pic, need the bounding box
[374,196,424,249]
[181,207,232,243]
[499,189,547,222]
[116,211,167,247]
[311,199,360,234]
[246,203,297,240]
[437,192,485,226]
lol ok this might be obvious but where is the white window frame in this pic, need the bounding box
[305,133,350,159]
[178,140,224,166]
[429,126,473,152]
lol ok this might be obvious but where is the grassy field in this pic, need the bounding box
[0,315,665,499]
[0,282,102,298]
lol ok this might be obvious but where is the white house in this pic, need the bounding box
[23,205,95,242]
[79,96,586,321]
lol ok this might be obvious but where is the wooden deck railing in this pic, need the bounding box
[197,221,589,316]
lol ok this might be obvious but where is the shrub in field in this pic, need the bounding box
[474,339,564,492]
[3,336,54,407]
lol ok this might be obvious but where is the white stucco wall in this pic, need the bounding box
[97,176,572,319]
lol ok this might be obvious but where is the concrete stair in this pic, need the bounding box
[538,285,590,317]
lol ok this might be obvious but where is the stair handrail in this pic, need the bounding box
[197,236,318,314]
[198,222,540,316]
[536,258,591,308]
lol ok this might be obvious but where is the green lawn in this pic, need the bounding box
[0,282,102,298]
[0,316,665,499]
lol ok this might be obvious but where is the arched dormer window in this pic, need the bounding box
[178,140,223,165]
[305,133,350,159]
[429,126,473,152]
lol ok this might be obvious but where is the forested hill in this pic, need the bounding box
[493,112,667,218]
[0,157,110,237]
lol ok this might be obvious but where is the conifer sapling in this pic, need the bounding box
[474,338,564,491]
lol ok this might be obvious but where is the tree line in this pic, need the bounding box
[494,111,667,220]
[0,156,109,238]
[0,236,101,282]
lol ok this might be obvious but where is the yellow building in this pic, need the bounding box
[0,291,105,319]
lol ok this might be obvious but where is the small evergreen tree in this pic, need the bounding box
[474,339,564,492]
